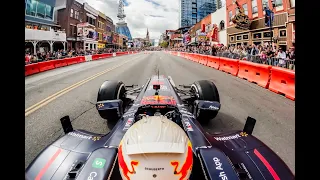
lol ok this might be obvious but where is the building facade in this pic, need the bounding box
[210,4,227,45]
[180,0,217,27]
[105,16,115,48]
[79,2,99,50]
[25,0,66,53]
[57,0,84,50]
[226,0,295,50]
[97,12,107,49]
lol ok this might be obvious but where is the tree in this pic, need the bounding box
[160,41,169,48]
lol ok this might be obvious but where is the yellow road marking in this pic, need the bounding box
[25,56,140,117]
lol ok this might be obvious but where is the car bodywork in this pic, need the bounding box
[26,75,294,180]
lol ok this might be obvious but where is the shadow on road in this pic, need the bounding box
[203,111,245,134]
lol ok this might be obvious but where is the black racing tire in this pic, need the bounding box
[97,81,126,121]
[191,80,220,124]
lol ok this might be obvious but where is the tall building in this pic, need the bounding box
[115,0,132,40]
[180,0,217,27]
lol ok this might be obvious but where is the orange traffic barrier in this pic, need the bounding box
[52,59,67,68]
[198,54,208,66]
[66,57,79,65]
[238,61,271,88]
[190,53,199,63]
[207,56,220,69]
[218,57,239,76]
[25,63,40,76]
[77,56,85,63]
[38,61,55,72]
[268,67,295,100]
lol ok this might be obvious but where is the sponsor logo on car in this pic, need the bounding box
[209,105,219,110]
[141,95,176,105]
[182,118,194,131]
[214,132,248,141]
[123,118,134,130]
[213,157,228,180]
[68,132,101,141]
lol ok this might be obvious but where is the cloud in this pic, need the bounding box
[79,0,179,39]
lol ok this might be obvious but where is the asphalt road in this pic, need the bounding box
[25,51,295,173]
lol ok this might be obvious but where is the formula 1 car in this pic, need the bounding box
[26,75,294,180]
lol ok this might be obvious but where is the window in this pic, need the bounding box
[75,10,79,19]
[290,0,295,7]
[275,0,283,7]
[230,36,234,42]
[228,11,232,22]
[236,8,239,14]
[219,20,225,30]
[192,3,196,8]
[45,5,53,20]
[192,8,197,13]
[243,34,249,39]
[70,25,76,36]
[242,4,248,15]
[192,19,196,24]
[236,35,242,41]
[263,31,273,38]
[25,0,37,16]
[253,32,262,39]
[25,0,54,20]
[262,0,269,9]
[192,14,196,18]
[36,1,45,18]
[251,0,258,14]
[70,8,74,17]
[279,29,286,37]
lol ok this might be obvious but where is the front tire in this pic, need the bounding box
[97,81,126,121]
[191,80,220,124]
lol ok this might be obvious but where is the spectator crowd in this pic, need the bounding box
[170,43,295,70]
[25,48,139,65]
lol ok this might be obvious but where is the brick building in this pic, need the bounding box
[226,0,295,50]
[57,0,84,50]
[97,12,107,49]
[105,16,115,48]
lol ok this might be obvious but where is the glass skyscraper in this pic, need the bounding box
[180,0,217,27]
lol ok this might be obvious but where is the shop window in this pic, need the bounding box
[253,32,262,39]
[253,41,261,46]
[263,31,273,38]
[243,34,249,40]
[279,29,286,37]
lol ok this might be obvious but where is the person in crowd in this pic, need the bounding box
[276,47,287,67]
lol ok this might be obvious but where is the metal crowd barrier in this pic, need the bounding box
[216,52,295,71]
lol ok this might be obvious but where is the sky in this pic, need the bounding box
[77,0,180,40]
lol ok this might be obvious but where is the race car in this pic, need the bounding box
[25,75,294,180]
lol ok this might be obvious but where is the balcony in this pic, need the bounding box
[25,28,66,42]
